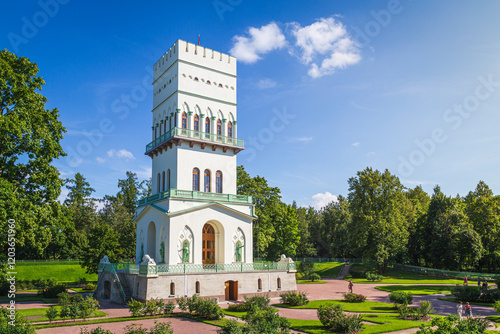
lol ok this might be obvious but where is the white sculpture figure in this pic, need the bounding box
[278,254,294,264]
[100,255,110,263]
[142,254,156,265]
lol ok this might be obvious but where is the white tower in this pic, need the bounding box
[135,40,254,267]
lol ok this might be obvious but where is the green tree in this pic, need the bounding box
[406,186,431,265]
[348,168,410,273]
[117,171,143,215]
[294,205,317,257]
[0,50,66,258]
[80,223,122,273]
[237,166,282,259]
[64,173,97,232]
[421,186,483,270]
[465,181,500,271]
[266,203,300,259]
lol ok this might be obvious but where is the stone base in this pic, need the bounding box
[96,270,297,303]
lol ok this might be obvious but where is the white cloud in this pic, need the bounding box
[230,22,287,64]
[134,166,152,179]
[352,142,360,147]
[257,78,277,89]
[96,157,106,164]
[290,17,361,78]
[288,136,313,143]
[107,149,135,161]
[310,192,338,210]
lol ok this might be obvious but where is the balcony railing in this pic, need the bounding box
[137,188,253,207]
[99,262,295,276]
[146,127,244,153]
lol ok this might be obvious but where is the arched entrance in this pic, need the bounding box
[103,281,111,299]
[147,222,156,261]
[202,223,215,265]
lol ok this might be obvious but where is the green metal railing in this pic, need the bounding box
[101,261,294,276]
[137,188,253,207]
[146,127,244,153]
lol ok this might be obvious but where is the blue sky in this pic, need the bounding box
[2,1,500,209]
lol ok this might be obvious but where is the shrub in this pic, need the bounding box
[143,298,164,316]
[389,291,413,306]
[77,277,88,285]
[243,295,270,309]
[227,302,249,312]
[127,298,145,317]
[38,284,67,298]
[175,296,189,312]
[342,293,366,303]
[479,288,500,302]
[398,305,420,320]
[309,273,321,282]
[317,303,363,333]
[218,320,245,334]
[244,307,290,334]
[417,314,489,333]
[46,306,59,323]
[494,300,500,313]
[83,283,97,291]
[295,272,303,280]
[280,291,308,306]
[451,285,481,302]
[419,300,434,318]
[196,298,224,320]
[366,272,383,281]
[149,321,174,334]
[163,301,175,315]
[79,296,100,321]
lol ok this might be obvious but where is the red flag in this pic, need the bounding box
[198,35,200,46]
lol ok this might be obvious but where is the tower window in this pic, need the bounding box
[182,112,187,129]
[205,117,210,134]
[217,119,222,136]
[174,113,178,127]
[167,169,171,190]
[228,121,233,138]
[194,114,199,131]
[162,171,165,192]
[206,80,211,84]
[204,169,211,192]
[216,171,222,193]
[192,168,200,191]
[157,173,161,193]
[194,77,199,81]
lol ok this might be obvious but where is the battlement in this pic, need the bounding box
[154,40,237,82]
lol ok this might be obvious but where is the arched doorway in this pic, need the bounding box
[103,281,111,299]
[147,222,156,261]
[202,223,215,265]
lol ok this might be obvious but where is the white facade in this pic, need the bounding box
[135,39,253,267]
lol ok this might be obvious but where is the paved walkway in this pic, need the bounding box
[13,279,497,333]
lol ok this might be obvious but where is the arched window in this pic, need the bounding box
[164,118,167,133]
[194,114,199,131]
[217,119,222,136]
[167,169,171,190]
[194,77,199,81]
[204,169,211,192]
[216,171,222,193]
[192,168,200,191]
[157,173,161,193]
[277,278,282,290]
[169,115,172,130]
[196,281,200,294]
[174,113,178,127]
[228,121,233,138]
[205,117,210,134]
[182,112,187,129]
[170,282,175,296]
[154,126,157,139]
[162,171,165,192]
[258,279,262,291]
[206,80,211,84]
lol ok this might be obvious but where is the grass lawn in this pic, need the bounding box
[375,285,453,295]
[288,314,430,334]
[297,279,327,284]
[70,287,95,293]
[16,261,97,283]
[18,306,107,323]
[0,294,57,304]
[313,262,344,278]
[347,264,470,284]
[274,299,396,313]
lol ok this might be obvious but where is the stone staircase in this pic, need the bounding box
[337,264,352,279]
[117,273,133,303]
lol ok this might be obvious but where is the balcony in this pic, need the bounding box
[146,127,244,156]
[137,188,253,207]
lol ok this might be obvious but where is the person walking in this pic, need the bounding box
[464,276,468,285]
[348,280,353,294]
[464,302,472,319]
[456,301,463,320]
